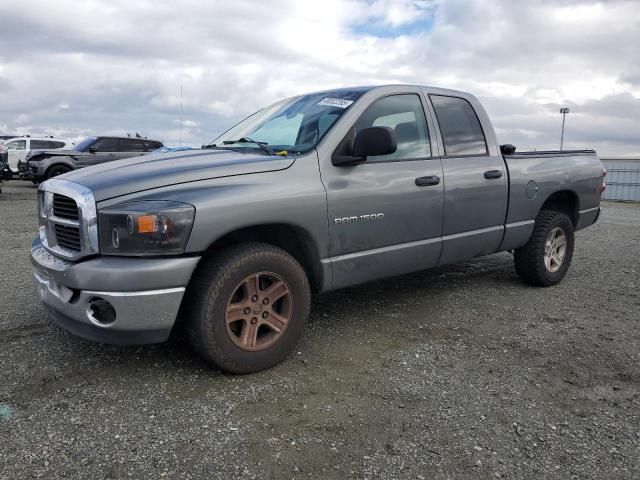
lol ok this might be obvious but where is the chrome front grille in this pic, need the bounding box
[52,193,80,221]
[54,223,81,251]
[38,179,99,261]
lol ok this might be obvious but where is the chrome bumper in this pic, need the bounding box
[31,242,191,345]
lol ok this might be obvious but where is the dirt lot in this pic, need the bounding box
[0,180,638,479]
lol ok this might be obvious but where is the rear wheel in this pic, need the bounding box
[46,165,71,179]
[514,210,575,286]
[184,243,311,373]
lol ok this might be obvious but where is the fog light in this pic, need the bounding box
[87,297,116,326]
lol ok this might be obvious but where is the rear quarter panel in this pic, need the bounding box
[501,152,603,249]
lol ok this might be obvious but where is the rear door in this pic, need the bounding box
[319,90,444,289]
[426,92,508,265]
[119,138,147,159]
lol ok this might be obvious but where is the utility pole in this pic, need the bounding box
[179,85,183,148]
[560,107,570,151]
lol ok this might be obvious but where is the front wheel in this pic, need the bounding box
[184,243,311,373]
[514,210,575,286]
[46,165,71,179]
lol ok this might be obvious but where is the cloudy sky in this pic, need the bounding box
[1,0,638,156]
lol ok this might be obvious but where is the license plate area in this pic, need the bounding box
[32,246,72,272]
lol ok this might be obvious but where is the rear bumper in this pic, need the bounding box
[31,238,200,345]
[576,206,601,231]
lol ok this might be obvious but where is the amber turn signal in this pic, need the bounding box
[137,215,158,233]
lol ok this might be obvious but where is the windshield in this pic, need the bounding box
[74,136,97,152]
[209,89,367,154]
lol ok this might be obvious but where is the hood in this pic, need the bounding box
[28,149,79,159]
[61,149,294,201]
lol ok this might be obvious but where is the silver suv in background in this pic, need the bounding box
[22,136,163,182]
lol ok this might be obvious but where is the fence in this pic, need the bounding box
[601,158,640,202]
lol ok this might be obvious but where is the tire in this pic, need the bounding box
[184,243,311,373]
[514,210,575,287]
[46,165,71,179]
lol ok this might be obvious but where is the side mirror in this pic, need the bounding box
[353,126,397,157]
[332,126,397,166]
[500,144,516,155]
[88,147,99,153]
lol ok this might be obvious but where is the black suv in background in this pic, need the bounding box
[20,136,164,182]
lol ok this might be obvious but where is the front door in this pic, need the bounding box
[319,91,444,289]
[5,138,27,172]
[427,93,508,265]
[80,137,120,167]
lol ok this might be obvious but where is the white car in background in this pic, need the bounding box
[0,136,72,174]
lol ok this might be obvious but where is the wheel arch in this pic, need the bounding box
[201,223,324,293]
[45,161,73,179]
[538,189,579,227]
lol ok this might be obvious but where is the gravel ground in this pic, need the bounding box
[0,180,639,479]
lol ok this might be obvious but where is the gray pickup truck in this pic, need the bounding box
[31,85,605,373]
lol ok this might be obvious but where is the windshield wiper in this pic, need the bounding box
[202,144,233,150]
[221,137,277,156]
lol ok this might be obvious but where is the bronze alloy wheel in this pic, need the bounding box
[225,271,293,351]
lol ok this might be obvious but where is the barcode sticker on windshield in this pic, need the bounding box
[317,97,354,109]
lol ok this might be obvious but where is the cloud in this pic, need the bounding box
[0,0,638,156]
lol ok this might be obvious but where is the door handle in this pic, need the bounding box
[484,170,503,179]
[415,175,440,186]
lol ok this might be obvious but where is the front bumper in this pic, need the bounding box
[31,238,200,345]
[17,160,33,180]
[26,161,47,180]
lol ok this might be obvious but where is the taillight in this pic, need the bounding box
[599,167,607,193]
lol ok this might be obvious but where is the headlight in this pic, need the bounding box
[98,200,195,256]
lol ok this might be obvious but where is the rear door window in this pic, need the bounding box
[31,140,49,149]
[430,95,488,157]
[119,139,145,152]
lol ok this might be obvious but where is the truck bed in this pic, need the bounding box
[500,148,603,251]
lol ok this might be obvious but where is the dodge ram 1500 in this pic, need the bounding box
[31,85,605,373]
